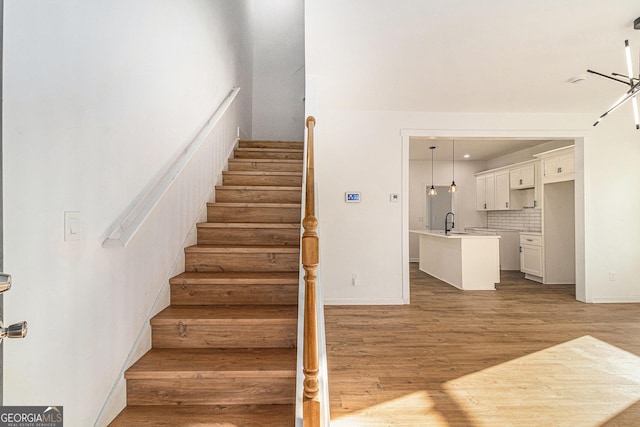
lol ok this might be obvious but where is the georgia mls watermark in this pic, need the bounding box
[0,406,63,427]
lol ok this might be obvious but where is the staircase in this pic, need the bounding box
[109,140,304,426]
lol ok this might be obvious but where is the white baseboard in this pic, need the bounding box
[590,296,640,303]
[324,297,407,305]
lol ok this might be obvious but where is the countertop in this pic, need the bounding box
[410,229,500,239]
[465,227,523,233]
[519,231,543,236]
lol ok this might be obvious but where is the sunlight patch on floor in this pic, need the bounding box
[444,335,640,427]
[331,336,640,426]
[331,391,449,426]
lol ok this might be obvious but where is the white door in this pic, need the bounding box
[1,0,5,400]
[0,3,28,402]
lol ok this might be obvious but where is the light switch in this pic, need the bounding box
[65,211,81,242]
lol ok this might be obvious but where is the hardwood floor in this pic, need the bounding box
[325,264,640,426]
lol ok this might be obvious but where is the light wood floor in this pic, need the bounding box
[325,264,640,426]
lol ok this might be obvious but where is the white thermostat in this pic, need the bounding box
[345,192,361,203]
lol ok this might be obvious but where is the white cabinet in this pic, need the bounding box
[509,162,540,209]
[494,171,510,210]
[510,164,535,189]
[476,174,495,211]
[520,233,543,282]
[476,171,511,211]
[476,172,510,211]
[466,228,520,270]
[536,146,575,184]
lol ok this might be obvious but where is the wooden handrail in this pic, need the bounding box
[302,116,320,426]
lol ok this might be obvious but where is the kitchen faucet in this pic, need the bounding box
[445,212,454,235]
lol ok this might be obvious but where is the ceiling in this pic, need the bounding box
[309,0,640,116]
[409,138,558,161]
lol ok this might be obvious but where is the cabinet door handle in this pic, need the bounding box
[526,239,533,242]
[506,202,509,208]
[519,178,523,185]
[519,246,522,253]
[484,203,487,209]
[557,167,562,173]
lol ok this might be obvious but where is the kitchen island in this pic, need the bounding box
[410,230,500,290]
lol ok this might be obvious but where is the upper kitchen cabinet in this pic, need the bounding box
[494,170,510,210]
[476,170,512,211]
[510,164,535,189]
[476,173,496,211]
[535,145,575,184]
[509,161,540,209]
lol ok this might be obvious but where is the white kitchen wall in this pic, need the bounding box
[251,0,305,140]
[2,1,253,425]
[409,159,487,261]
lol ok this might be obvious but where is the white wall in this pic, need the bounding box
[312,108,605,304]
[409,159,487,260]
[581,112,640,302]
[2,1,252,426]
[251,0,305,141]
[306,1,640,305]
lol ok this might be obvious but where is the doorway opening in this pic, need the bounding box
[401,130,585,304]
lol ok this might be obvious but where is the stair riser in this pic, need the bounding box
[109,405,296,426]
[207,206,301,223]
[222,175,302,187]
[234,150,303,160]
[239,140,303,150]
[127,377,295,406]
[171,284,299,305]
[151,324,296,348]
[228,160,303,173]
[185,252,300,273]
[197,228,300,246]
[215,189,301,204]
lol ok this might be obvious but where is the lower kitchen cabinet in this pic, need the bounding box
[466,228,520,270]
[520,232,543,282]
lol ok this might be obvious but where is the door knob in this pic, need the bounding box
[0,321,28,342]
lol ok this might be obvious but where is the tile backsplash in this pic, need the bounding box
[487,209,541,232]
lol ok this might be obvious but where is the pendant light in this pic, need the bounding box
[449,139,457,193]
[427,146,437,196]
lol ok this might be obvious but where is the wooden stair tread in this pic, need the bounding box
[239,139,303,144]
[235,147,303,153]
[228,158,301,163]
[185,245,300,253]
[216,185,301,191]
[109,404,295,427]
[207,202,301,208]
[197,222,299,229]
[151,305,297,324]
[222,171,302,176]
[170,271,299,285]
[126,348,296,379]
